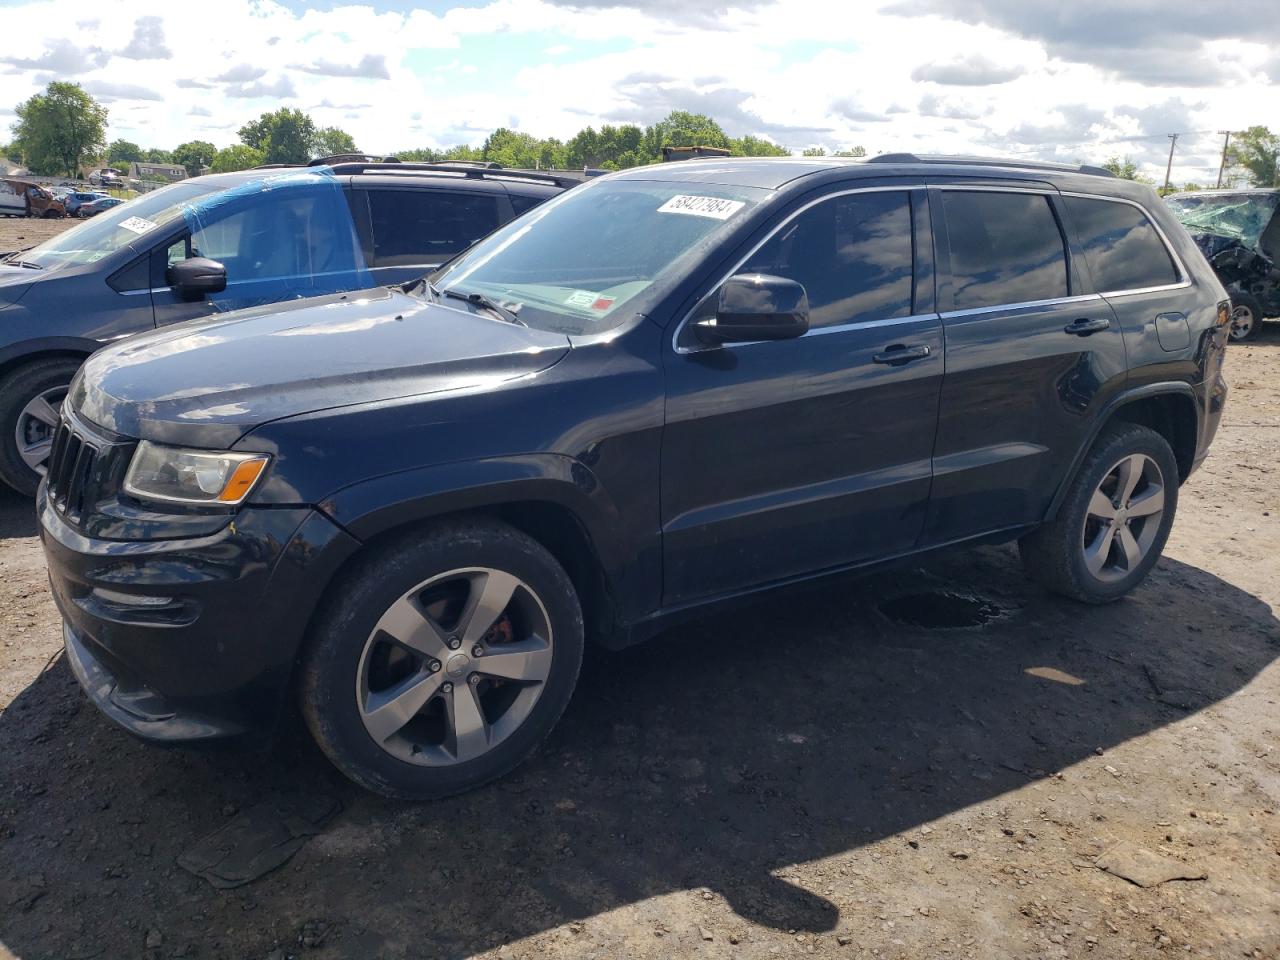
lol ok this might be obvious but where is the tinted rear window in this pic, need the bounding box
[942,191,1069,310]
[1066,196,1179,292]
[368,190,500,266]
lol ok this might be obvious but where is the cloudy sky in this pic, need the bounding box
[1,0,1276,182]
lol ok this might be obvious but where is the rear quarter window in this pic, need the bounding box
[1065,196,1180,293]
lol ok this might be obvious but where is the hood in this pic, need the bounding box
[71,287,571,448]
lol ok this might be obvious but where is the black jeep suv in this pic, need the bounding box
[0,158,576,496]
[39,155,1230,800]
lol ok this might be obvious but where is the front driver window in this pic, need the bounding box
[739,191,915,329]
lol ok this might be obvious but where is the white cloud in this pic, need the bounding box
[0,0,1271,186]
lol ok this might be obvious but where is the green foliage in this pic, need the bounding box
[107,139,143,167]
[143,147,173,164]
[1102,156,1139,179]
[171,140,217,177]
[238,108,317,165]
[564,124,645,169]
[834,146,867,157]
[1227,126,1279,187]
[211,144,265,173]
[315,126,358,158]
[643,110,730,158]
[802,147,827,157]
[10,81,108,176]
[731,135,789,157]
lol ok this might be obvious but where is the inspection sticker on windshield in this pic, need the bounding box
[118,216,157,235]
[657,195,745,220]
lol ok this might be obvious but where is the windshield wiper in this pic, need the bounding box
[4,259,43,270]
[429,281,525,326]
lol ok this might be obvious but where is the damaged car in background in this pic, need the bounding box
[1166,188,1280,342]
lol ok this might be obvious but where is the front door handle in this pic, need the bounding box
[872,343,932,365]
[1064,317,1111,336]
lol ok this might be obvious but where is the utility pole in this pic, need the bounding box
[1163,133,1178,194]
[1216,130,1232,188]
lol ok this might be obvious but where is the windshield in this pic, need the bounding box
[1166,193,1279,249]
[15,178,228,269]
[431,178,769,335]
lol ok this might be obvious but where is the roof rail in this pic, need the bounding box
[324,160,587,188]
[308,153,401,166]
[867,152,1116,179]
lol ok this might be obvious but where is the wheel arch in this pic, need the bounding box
[0,339,97,381]
[315,460,630,646]
[1045,382,1199,522]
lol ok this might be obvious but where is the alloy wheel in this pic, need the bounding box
[355,567,554,766]
[1229,304,1255,341]
[14,385,66,474]
[1080,453,1166,583]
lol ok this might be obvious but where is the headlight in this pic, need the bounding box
[123,441,270,506]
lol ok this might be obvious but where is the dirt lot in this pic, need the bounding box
[0,218,1277,960]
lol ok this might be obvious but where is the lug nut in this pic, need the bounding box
[429,660,441,673]
[472,646,484,657]
[469,674,481,686]
[448,636,461,650]
[442,682,453,693]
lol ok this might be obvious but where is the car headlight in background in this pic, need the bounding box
[123,441,270,506]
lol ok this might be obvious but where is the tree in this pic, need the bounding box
[107,139,142,168]
[802,147,827,157]
[143,147,173,164]
[171,140,217,177]
[643,111,730,159]
[731,134,789,157]
[314,126,357,158]
[10,81,108,176]
[834,146,866,158]
[1227,126,1279,187]
[238,108,317,165]
[211,144,265,173]
[1102,156,1145,181]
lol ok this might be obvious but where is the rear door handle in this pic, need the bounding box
[872,343,932,365]
[1064,317,1111,336]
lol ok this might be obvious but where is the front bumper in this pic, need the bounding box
[40,488,360,744]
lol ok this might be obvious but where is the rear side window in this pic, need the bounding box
[509,194,544,216]
[942,191,1069,310]
[739,190,914,329]
[1065,196,1179,292]
[368,190,500,266]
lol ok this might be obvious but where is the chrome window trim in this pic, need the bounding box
[939,293,1102,321]
[1058,190,1191,294]
[935,184,1056,194]
[671,184,927,355]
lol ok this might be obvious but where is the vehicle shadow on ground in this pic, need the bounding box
[1,539,1277,959]
[0,487,37,539]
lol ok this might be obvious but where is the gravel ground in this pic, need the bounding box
[0,218,1277,960]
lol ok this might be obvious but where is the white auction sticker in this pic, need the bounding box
[564,290,597,307]
[117,216,157,235]
[656,195,745,220]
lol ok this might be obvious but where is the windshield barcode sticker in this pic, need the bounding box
[657,195,745,220]
[118,216,157,235]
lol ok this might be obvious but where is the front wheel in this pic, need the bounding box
[300,518,584,800]
[0,358,81,496]
[1020,423,1179,604]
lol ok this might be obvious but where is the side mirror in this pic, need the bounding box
[695,273,810,345]
[167,257,226,301]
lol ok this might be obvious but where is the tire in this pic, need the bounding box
[300,517,584,800]
[1227,292,1262,342]
[1020,423,1179,604]
[0,357,82,496]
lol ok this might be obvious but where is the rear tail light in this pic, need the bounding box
[1216,300,1231,328]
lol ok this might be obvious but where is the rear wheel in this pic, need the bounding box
[0,358,81,496]
[300,518,584,800]
[1020,423,1179,604]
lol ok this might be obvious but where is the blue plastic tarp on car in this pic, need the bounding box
[180,166,372,312]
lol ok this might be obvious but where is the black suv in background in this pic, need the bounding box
[40,155,1229,800]
[0,158,577,495]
